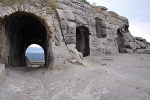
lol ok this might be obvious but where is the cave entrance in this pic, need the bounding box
[25,44,45,67]
[76,26,90,57]
[4,12,48,67]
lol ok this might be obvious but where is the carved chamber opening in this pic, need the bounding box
[3,12,49,67]
[95,18,107,38]
[76,26,90,57]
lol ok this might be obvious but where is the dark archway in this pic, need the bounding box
[3,12,48,67]
[76,26,90,57]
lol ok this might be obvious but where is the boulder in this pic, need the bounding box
[135,40,146,49]
[135,37,144,41]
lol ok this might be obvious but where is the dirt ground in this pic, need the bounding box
[0,54,150,100]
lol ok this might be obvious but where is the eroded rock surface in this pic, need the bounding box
[0,0,149,68]
[116,24,147,53]
[0,54,150,99]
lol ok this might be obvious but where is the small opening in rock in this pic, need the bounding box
[76,26,90,57]
[25,44,45,67]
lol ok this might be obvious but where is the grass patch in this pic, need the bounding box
[147,42,150,46]
[48,0,57,10]
[30,61,44,66]
[79,0,90,5]
[0,0,5,3]
[144,50,150,54]
[101,63,106,66]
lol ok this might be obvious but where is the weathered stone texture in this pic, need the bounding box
[0,0,148,68]
[116,24,147,53]
[0,64,6,85]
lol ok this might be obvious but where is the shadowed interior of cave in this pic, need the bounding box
[4,12,48,67]
[76,26,90,57]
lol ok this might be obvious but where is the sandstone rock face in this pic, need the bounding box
[0,0,148,68]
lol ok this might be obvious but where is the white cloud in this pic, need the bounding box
[29,44,41,47]
[26,44,44,53]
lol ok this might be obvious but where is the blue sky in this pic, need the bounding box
[87,0,150,42]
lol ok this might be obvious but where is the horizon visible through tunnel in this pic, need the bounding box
[2,12,49,67]
[26,44,45,67]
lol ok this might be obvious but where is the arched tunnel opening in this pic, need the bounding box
[3,12,48,67]
[25,44,45,67]
[76,26,90,57]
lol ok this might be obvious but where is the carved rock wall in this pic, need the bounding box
[0,0,148,68]
[0,4,70,68]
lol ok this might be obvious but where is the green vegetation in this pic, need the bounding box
[80,0,89,4]
[144,50,150,54]
[145,42,150,54]
[146,42,150,46]
[30,61,44,66]
[0,0,5,3]
[81,0,86,2]
[101,63,106,66]
[48,0,57,10]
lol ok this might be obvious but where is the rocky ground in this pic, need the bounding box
[0,54,150,100]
